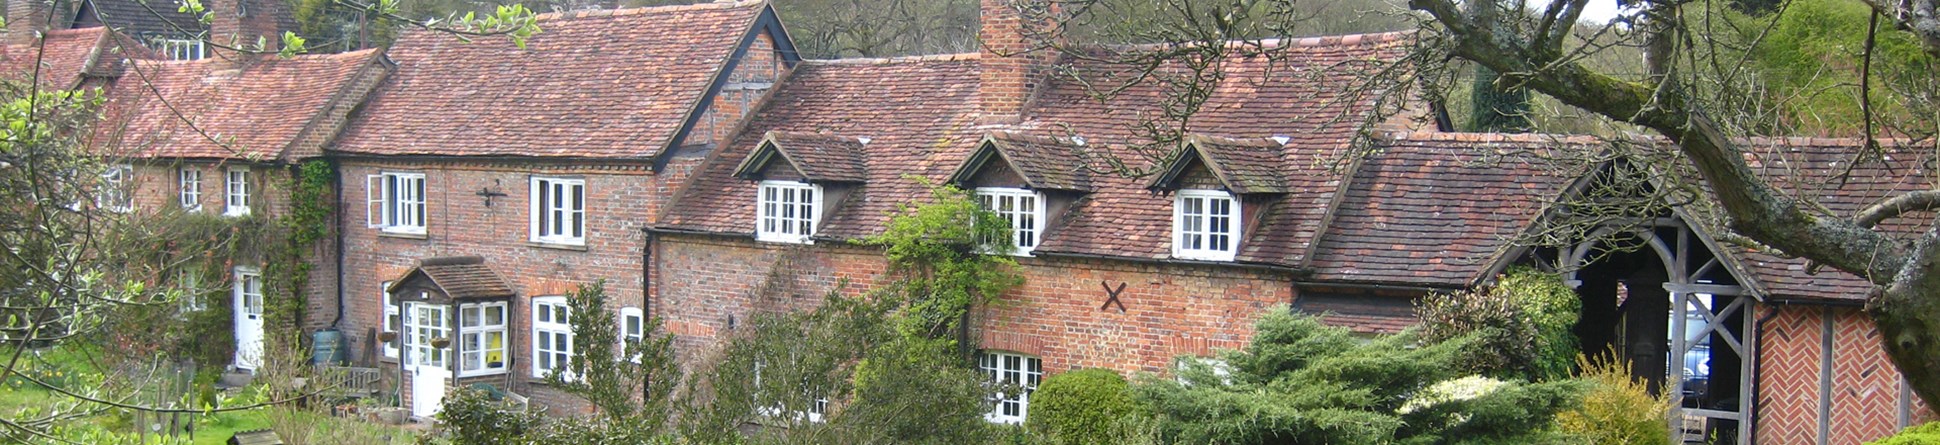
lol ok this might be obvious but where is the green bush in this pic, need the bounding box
[1553,355,1668,445]
[1027,368,1136,445]
[1417,266,1580,380]
[1868,421,1940,445]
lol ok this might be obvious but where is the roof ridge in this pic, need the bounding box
[807,52,980,65]
[1381,131,1604,144]
[531,0,763,22]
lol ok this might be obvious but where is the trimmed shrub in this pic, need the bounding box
[1027,368,1136,445]
[1554,354,1668,445]
[1868,421,1940,445]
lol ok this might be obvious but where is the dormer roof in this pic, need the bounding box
[948,131,1093,192]
[732,130,869,182]
[386,256,515,301]
[1146,134,1289,194]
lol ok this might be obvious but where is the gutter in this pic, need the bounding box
[1291,280,1456,295]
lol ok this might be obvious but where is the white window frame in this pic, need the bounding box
[755,180,821,244]
[979,351,1042,425]
[381,282,399,359]
[975,187,1045,256]
[98,164,133,213]
[234,267,263,319]
[1172,189,1240,261]
[224,167,250,217]
[366,172,427,234]
[531,296,575,380]
[402,300,449,370]
[619,306,644,363]
[155,38,205,60]
[178,167,201,212]
[458,302,508,377]
[529,177,586,246]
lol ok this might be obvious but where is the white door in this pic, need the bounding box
[232,268,265,371]
[412,364,448,418]
[403,302,450,419]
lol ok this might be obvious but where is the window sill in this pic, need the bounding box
[755,236,814,245]
[457,370,507,379]
[378,230,428,240]
[527,241,588,251]
[1172,252,1237,262]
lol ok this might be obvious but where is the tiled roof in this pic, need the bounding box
[1023,33,1412,266]
[950,131,1094,191]
[95,49,389,160]
[0,27,131,89]
[1147,134,1289,194]
[1306,133,1593,287]
[1717,137,1933,302]
[74,0,205,39]
[734,130,869,182]
[659,32,1412,269]
[657,55,985,237]
[331,1,768,159]
[389,256,516,300]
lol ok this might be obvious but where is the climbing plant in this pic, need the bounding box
[861,181,1024,357]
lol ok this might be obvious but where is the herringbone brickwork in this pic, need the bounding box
[1757,305,1824,444]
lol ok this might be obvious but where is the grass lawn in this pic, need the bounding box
[189,409,269,445]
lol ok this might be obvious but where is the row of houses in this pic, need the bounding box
[1,0,1928,441]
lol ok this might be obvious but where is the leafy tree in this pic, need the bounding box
[546,280,681,436]
[1026,368,1136,445]
[863,182,1023,358]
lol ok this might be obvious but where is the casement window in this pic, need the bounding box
[1172,190,1240,261]
[178,168,201,211]
[532,296,575,380]
[529,177,586,246]
[975,188,1045,256]
[403,301,449,369]
[458,302,508,377]
[366,172,427,234]
[224,167,250,217]
[155,38,205,60]
[98,164,133,212]
[619,306,644,363]
[979,351,1042,424]
[381,282,399,359]
[756,180,820,244]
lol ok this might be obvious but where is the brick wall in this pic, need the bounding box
[338,158,690,415]
[1755,304,1931,444]
[652,233,1297,376]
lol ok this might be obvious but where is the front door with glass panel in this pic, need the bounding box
[231,269,265,371]
[402,302,450,418]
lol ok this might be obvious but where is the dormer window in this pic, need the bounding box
[1173,189,1239,261]
[757,180,820,244]
[1147,134,1290,263]
[975,187,1044,255]
[733,131,866,244]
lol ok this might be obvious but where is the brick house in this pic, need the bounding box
[652,0,1932,442]
[325,1,798,417]
[0,0,1926,440]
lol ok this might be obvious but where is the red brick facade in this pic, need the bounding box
[337,158,701,413]
[652,234,1295,375]
[1755,305,1931,444]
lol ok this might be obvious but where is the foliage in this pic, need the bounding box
[1867,421,1940,445]
[1417,266,1580,380]
[1133,309,1582,445]
[547,280,681,434]
[441,387,543,445]
[1553,354,1669,445]
[1026,368,1135,445]
[863,181,1023,353]
[1731,0,1938,136]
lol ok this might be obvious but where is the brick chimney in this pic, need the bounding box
[210,0,281,60]
[979,0,1056,124]
[7,0,55,44]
